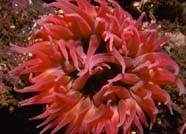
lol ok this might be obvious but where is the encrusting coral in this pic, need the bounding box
[10,0,186,134]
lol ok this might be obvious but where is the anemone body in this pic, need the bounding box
[11,0,186,134]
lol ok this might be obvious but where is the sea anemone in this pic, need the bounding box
[10,0,186,134]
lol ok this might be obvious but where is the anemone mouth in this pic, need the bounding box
[80,63,121,98]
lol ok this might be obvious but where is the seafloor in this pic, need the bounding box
[0,0,186,134]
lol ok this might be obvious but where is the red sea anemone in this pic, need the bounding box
[10,0,186,134]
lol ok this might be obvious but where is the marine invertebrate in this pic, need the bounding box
[10,0,186,134]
